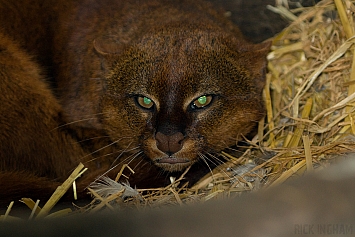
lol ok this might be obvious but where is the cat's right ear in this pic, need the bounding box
[93,35,124,56]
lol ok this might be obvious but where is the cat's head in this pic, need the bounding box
[97,29,270,172]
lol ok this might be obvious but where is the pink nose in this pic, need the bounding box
[155,132,184,155]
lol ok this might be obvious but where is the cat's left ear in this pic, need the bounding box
[93,35,125,56]
[242,40,271,93]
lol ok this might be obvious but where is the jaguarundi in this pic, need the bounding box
[0,0,270,205]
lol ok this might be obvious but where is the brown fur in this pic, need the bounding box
[0,0,270,205]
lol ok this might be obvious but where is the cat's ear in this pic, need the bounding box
[93,35,124,56]
[250,40,271,58]
[242,41,271,93]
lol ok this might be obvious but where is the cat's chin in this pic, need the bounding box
[154,157,194,172]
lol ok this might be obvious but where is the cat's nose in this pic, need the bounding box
[156,132,184,155]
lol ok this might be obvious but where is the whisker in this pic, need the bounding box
[199,153,222,168]
[74,135,111,144]
[200,152,231,179]
[87,150,143,188]
[198,153,215,183]
[83,146,137,165]
[52,112,113,130]
[51,118,99,131]
[87,164,120,189]
[205,151,227,165]
[109,144,140,168]
[126,151,145,170]
[115,151,143,169]
[81,137,133,161]
[132,157,150,171]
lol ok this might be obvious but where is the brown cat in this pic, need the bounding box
[0,0,269,205]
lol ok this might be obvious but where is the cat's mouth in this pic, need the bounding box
[157,157,190,164]
[154,156,193,172]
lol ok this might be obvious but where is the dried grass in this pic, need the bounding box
[2,0,355,218]
[82,0,355,212]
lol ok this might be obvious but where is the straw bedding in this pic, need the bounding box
[2,0,355,219]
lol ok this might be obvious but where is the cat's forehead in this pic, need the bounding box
[109,31,253,99]
[142,53,249,94]
[136,28,227,56]
[124,49,223,94]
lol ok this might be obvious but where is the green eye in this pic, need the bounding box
[137,96,154,110]
[198,96,207,105]
[192,95,213,109]
[143,97,152,105]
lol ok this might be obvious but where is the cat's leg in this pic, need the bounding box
[0,33,92,205]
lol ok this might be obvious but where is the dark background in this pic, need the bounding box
[208,0,321,43]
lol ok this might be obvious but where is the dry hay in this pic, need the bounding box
[2,0,355,219]
[84,0,355,211]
